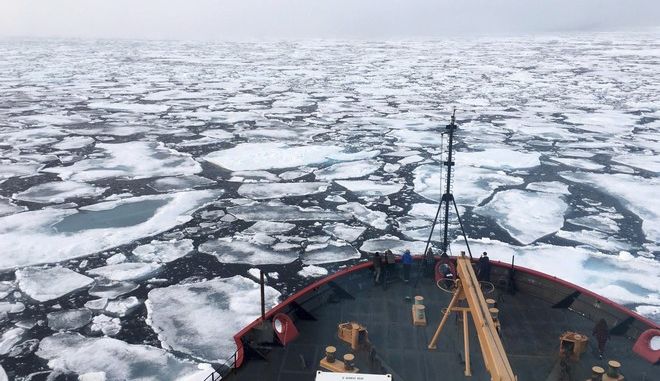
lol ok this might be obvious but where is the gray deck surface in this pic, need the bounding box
[227,273,658,381]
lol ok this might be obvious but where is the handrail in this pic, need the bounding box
[202,349,240,381]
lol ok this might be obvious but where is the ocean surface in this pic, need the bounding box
[0,30,659,379]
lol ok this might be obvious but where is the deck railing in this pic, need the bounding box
[203,349,239,381]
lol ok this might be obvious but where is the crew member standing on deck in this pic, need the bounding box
[373,252,382,284]
[402,249,413,283]
[592,318,610,359]
[477,251,491,282]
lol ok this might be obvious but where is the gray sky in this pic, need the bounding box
[1,0,659,40]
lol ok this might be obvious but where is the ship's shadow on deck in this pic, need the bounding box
[228,266,657,381]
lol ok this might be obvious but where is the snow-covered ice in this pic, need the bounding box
[298,265,329,278]
[475,189,568,245]
[0,190,220,269]
[314,160,381,181]
[237,182,329,199]
[13,181,106,204]
[360,236,429,255]
[303,241,360,265]
[146,276,280,362]
[199,239,299,265]
[322,223,366,242]
[132,239,195,263]
[335,180,403,197]
[47,308,93,331]
[205,142,343,171]
[148,176,216,193]
[36,332,209,380]
[44,141,202,182]
[87,263,162,282]
[337,202,388,230]
[228,202,347,222]
[16,267,94,302]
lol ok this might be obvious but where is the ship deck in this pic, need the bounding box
[224,261,658,381]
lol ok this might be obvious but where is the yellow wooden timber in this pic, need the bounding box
[428,254,517,381]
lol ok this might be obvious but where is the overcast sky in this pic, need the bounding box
[1,0,659,40]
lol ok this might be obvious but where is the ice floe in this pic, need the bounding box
[90,315,122,336]
[0,197,25,217]
[13,181,106,204]
[453,238,660,307]
[298,265,329,278]
[314,160,381,181]
[474,189,568,245]
[459,148,541,170]
[88,263,162,282]
[16,267,94,302]
[335,180,403,197]
[148,175,215,193]
[337,202,388,230]
[322,223,366,242]
[227,201,347,222]
[37,332,210,379]
[132,239,194,264]
[303,241,360,265]
[47,308,93,331]
[237,182,329,199]
[204,142,343,171]
[52,136,95,150]
[146,276,280,362]
[0,190,220,269]
[44,141,202,182]
[360,236,429,255]
[243,221,295,234]
[560,172,660,242]
[199,239,299,265]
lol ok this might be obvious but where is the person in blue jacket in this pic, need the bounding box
[402,249,413,282]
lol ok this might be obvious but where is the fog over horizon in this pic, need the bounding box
[1,0,659,41]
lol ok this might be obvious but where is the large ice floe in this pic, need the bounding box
[227,201,347,222]
[16,267,94,302]
[314,160,382,180]
[199,239,299,265]
[337,202,388,230]
[413,164,523,206]
[335,180,403,197]
[204,142,344,171]
[43,141,202,182]
[237,182,329,199]
[36,332,210,380]
[453,238,660,307]
[132,239,195,263]
[474,189,568,245]
[302,241,361,265]
[0,190,220,270]
[560,172,660,242]
[146,276,280,362]
[13,181,107,204]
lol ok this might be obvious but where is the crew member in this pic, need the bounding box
[478,251,491,282]
[402,249,413,282]
[373,252,382,284]
[592,318,610,359]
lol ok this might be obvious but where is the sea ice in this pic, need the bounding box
[88,280,139,300]
[90,314,122,336]
[87,263,162,282]
[335,180,403,197]
[452,238,660,307]
[243,221,295,234]
[525,181,570,195]
[298,265,329,278]
[88,102,170,113]
[0,327,25,355]
[13,181,107,204]
[36,332,209,380]
[204,142,343,171]
[228,202,347,222]
[0,197,25,217]
[556,229,631,252]
[322,223,366,242]
[148,175,216,193]
[199,239,299,265]
[360,236,429,255]
[16,267,94,302]
[314,160,381,181]
[303,241,360,265]
[132,239,194,263]
[337,202,388,230]
[44,141,202,182]
[104,296,141,317]
[47,308,93,331]
[146,276,280,362]
[413,164,523,206]
[0,190,220,270]
[611,153,660,173]
[459,148,540,170]
[52,136,95,150]
[474,189,568,245]
[237,182,329,199]
[560,172,660,242]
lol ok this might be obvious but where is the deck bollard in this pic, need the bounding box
[325,346,336,363]
[343,354,355,371]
